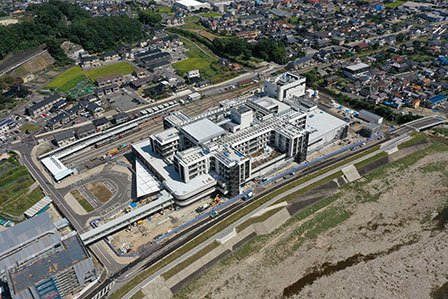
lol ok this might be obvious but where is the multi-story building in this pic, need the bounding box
[133,73,347,204]
[0,212,96,299]
[264,72,306,102]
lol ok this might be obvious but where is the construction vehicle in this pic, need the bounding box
[108,148,119,157]
[211,195,220,206]
[136,219,144,225]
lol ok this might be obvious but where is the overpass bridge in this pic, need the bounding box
[403,115,447,132]
[80,196,174,245]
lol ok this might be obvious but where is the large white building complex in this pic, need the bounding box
[133,72,348,205]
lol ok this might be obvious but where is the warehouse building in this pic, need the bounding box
[357,109,383,124]
[174,0,211,11]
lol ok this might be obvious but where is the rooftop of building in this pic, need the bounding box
[133,140,216,198]
[151,127,180,145]
[0,213,60,275]
[181,118,226,144]
[8,235,91,297]
[274,72,306,86]
[175,146,210,165]
[306,108,347,142]
[250,96,279,110]
[344,62,370,72]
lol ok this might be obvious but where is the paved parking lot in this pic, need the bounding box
[106,90,143,112]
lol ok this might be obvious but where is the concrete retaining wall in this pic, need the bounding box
[163,207,291,295]
[253,208,291,235]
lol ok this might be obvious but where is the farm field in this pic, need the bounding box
[46,66,87,92]
[0,153,44,218]
[47,62,135,92]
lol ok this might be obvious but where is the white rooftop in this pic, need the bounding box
[133,140,216,198]
[41,156,73,181]
[24,196,52,218]
[181,118,225,144]
[175,0,209,7]
[306,109,347,143]
[252,96,278,110]
[152,127,180,145]
[345,62,370,72]
[135,158,162,198]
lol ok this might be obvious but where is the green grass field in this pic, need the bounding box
[384,1,405,8]
[0,153,44,218]
[86,62,134,81]
[71,190,94,213]
[47,66,88,92]
[20,123,40,133]
[173,36,236,83]
[200,12,222,18]
[172,57,210,75]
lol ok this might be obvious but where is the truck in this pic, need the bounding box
[242,191,253,201]
[195,203,210,214]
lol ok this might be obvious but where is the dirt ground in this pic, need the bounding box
[175,141,448,299]
[86,181,112,202]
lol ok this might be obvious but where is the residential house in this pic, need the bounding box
[92,117,110,131]
[54,130,75,147]
[75,123,96,139]
[26,94,63,117]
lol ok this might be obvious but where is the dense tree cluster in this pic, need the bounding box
[138,9,162,27]
[212,36,288,64]
[0,0,146,62]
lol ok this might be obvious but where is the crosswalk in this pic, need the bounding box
[91,281,115,299]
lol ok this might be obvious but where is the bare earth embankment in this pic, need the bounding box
[175,137,448,299]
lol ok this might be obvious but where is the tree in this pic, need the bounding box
[253,38,287,64]
[138,9,162,27]
[396,33,407,43]
[46,38,72,66]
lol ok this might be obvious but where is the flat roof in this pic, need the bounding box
[133,140,216,198]
[0,213,60,274]
[135,158,162,198]
[306,109,347,143]
[181,118,225,144]
[41,156,74,181]
[152,127,180,145]
[345,62,370,72]
[24,196,52,218]
[9,235,90,295]
[176,0,208,6]
[252,96,278,110]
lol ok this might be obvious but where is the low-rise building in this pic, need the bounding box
[54,130,75,147]
[26,94,63,117]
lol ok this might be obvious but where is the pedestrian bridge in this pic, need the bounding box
[80,196,173,245]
